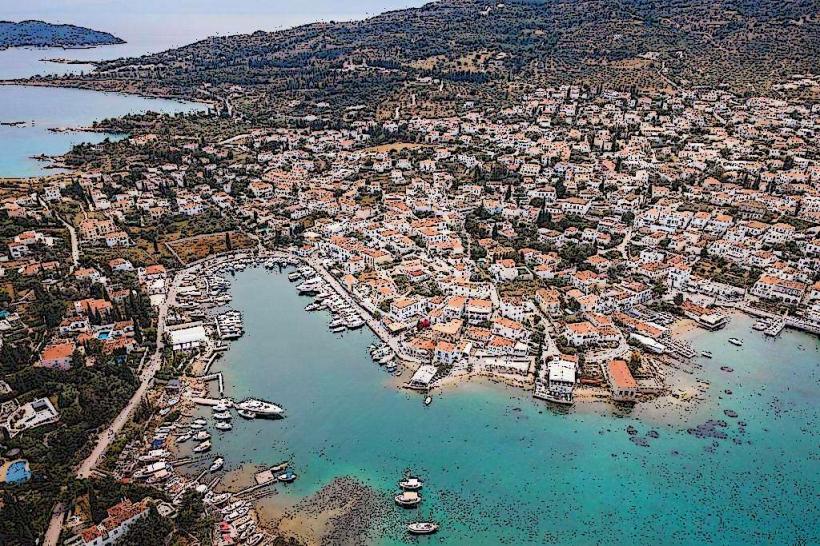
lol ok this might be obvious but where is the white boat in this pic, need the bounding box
[752,321,768,331]
[728,337,743,347]
[236,399,285,418]
[424,396,432,406]
[215,421,233,431]
[700,351,713,359]
[395,491,421,507]
[193,440,212,453]
[212,403,230,412]
[193,418,208,426]
[331,326,346,333]
[188,423,205,431]
[347,319,365,329]
[277,470,297,483]
[407,522,439,535]
[399,476,423,491]
[139,449,170,462]
[379,353,395,365]
[205,492,230,506]
[194,431,211,441]
[177,433,192,443]
[239,525,256,541]
[213,411,232,421]
[247,533,264,546]
[209,457,224,472]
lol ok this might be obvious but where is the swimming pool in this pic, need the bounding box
[2,459,31,484]
[97,331,111,340]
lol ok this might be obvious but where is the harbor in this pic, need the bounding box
[190,263,818,545]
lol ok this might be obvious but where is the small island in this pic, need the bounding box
[0,20,124,50]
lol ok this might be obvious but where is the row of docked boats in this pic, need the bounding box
[369,343,398,372]
[393,474,439,535]
[298,276,366,332]
[217,310,244,340]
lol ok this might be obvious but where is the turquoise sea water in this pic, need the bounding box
[0,1,424,178]
[205,267,819,545]
[0,85,206,178]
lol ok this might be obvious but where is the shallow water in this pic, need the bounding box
[206,267,819,545]
[0,85,206,178]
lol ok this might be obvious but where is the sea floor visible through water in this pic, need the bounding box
[183,267,818,545]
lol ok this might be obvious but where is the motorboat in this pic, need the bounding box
[236,521,256,541]
[177,432,192,443]
[399,476,423,491]
[752,321,768,331]
[236,399,285,418]
[331,326,346,334]
[277,470,297,483]
[237,409,256,419]
[193,418,208,426]
[288,272,301,282]
[347,318,365,329]
[728,337,743,347]
[188,423,205,431]
[139,449,170,462]
[395,491,421,507]
[407,522,439,535]
[270,461,289,473]
[700,351,713,359]
[247,533,264,546]
[193,440,212,453]
[213,412,232,421]
[424,396,432,406]
[215,421,233,431]
[194,431,211,441]
[209,457,224,472]
[205,492,230,506]
[212,402,230,412]
[379,353,395,365]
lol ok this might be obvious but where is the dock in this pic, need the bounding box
[201,372,224,395]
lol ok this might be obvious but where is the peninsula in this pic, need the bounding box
[0,20,124,50]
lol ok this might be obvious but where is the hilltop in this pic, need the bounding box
[0,20,124,50]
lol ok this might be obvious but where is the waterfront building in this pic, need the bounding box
[604,359,638,402]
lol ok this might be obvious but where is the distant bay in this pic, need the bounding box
[0,84,206,178]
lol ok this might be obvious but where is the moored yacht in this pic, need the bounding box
[395,491,422,507]
[399,476,423,490]
[213,411,232,421]
[728,337,743,347]
[209,457,224,472]
[194,431,211,441]
[407,522,439,535]
[236,398,285,418]
[237,409,256,419]
[193,440,212,453]
[215,421,233,431]
[701,351,713,359]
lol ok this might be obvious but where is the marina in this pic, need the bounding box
[201,264,818,545]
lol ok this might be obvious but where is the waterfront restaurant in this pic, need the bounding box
[407,365,438,391]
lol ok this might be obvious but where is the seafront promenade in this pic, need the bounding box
[306,257,420,366]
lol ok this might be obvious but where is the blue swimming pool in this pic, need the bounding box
[97,331,111,340]
[4,460,31,484]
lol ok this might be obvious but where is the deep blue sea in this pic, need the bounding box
[200,267,819,545]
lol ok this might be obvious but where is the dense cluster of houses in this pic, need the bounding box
[3,78,817,406]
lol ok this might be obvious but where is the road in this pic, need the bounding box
[75,273,178,478]
[44,272,180,545]
[42,503,65,546]
[38,197,80,271]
